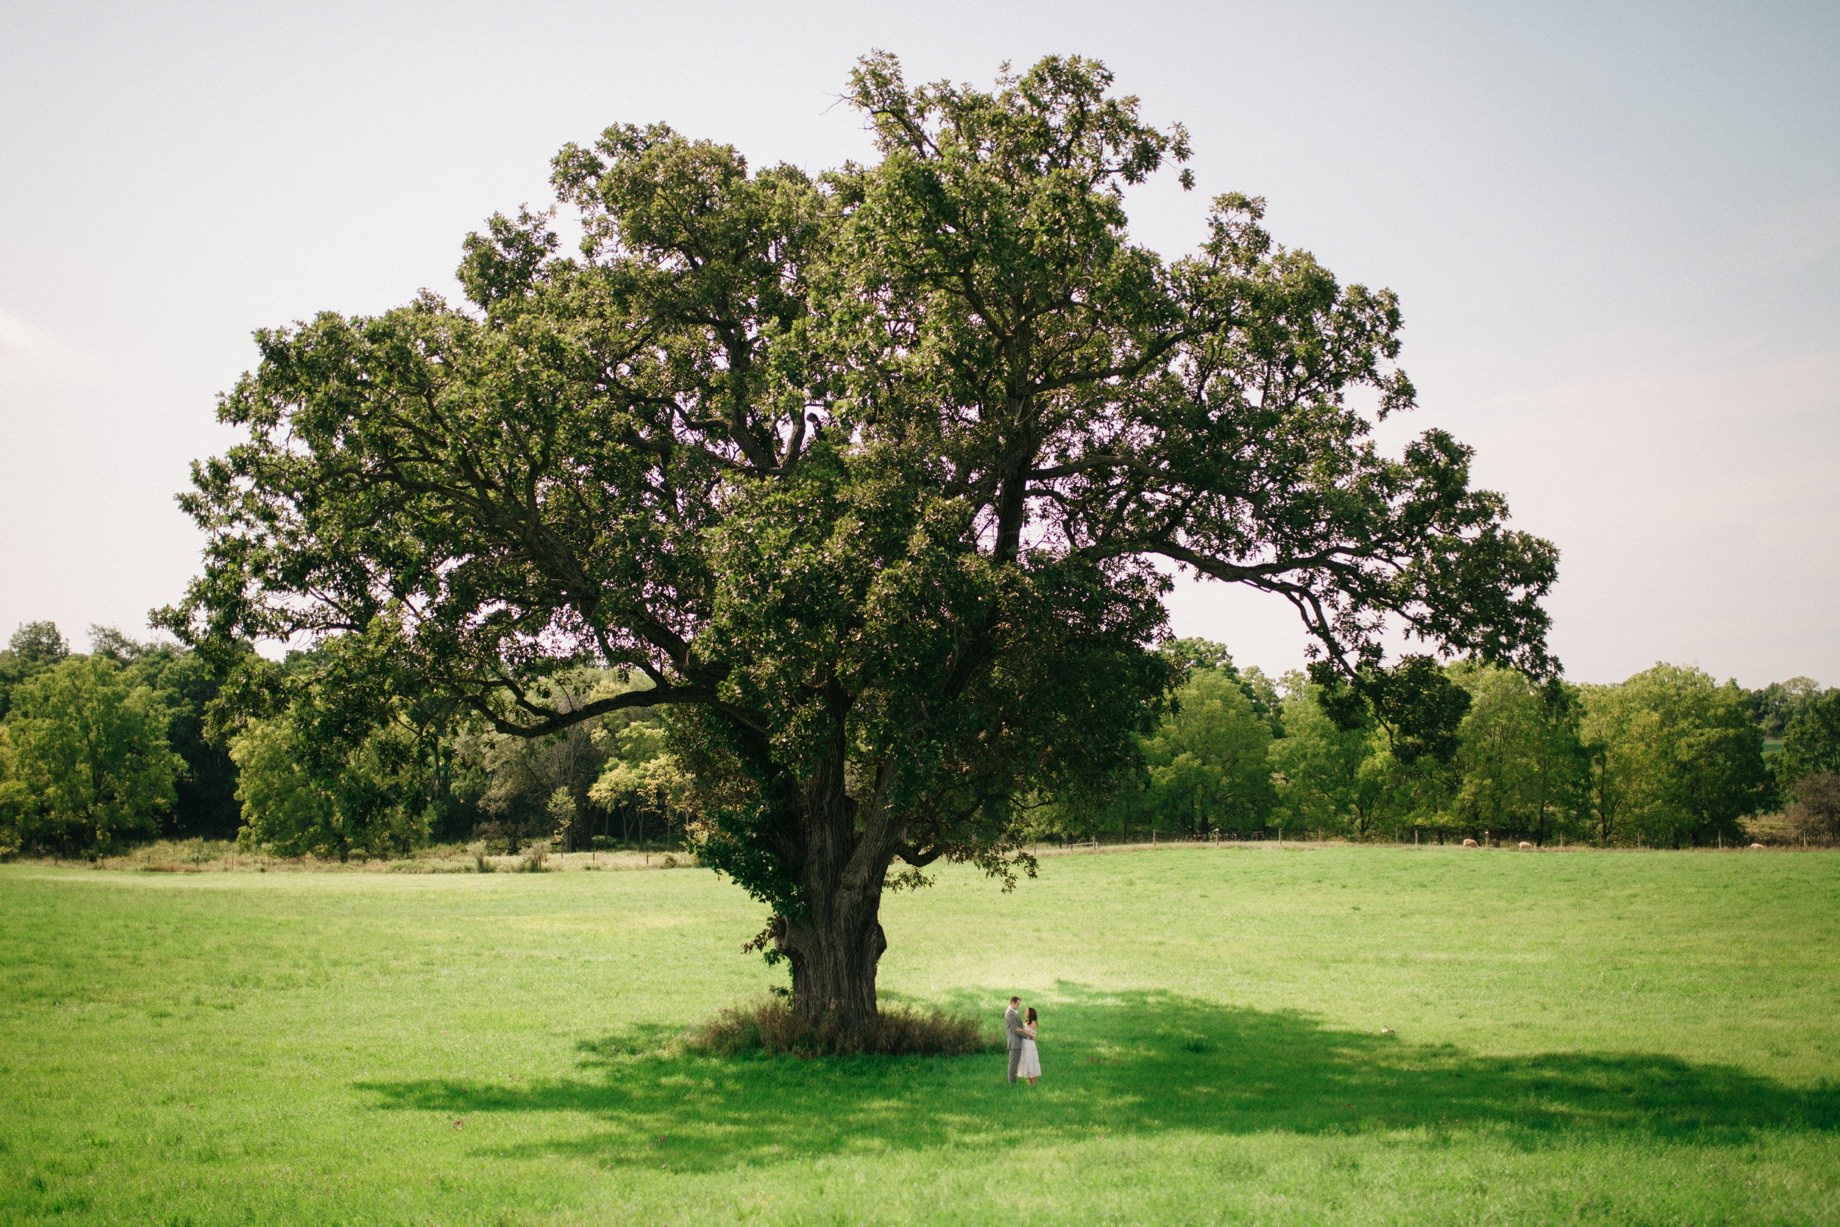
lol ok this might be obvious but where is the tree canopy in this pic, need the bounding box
[1580,664,1765,847]
[0,655,181,856]
[165,53,1556,1029]
[1139,665,1277,836]
[1778,689,1840,785]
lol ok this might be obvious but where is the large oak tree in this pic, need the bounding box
[168,54,1556,1030]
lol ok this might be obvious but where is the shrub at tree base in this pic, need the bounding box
[688,999,988,1058]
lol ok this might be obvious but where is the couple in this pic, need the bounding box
[1004,996,1042,1085]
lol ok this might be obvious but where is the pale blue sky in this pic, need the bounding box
[2,0,1835,685]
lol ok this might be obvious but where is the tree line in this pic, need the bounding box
[1033,641,1839,848]
[2,620,1835,860]
[0,621,691,860]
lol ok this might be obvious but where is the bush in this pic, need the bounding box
[687,998,989,1058]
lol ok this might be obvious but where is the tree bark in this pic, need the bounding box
[773,754,897,1032]
[778,893,888,1029]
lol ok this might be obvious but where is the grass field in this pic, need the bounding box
[1,845,1836,1225]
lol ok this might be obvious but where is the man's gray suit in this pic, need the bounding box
[1005,1004,1025,1083]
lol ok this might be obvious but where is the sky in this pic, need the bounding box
[1,0,1835,687]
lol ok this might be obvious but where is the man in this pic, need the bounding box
[1005,996,1026,1084]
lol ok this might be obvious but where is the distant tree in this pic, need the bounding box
[1270,677,1373,835]
[164,54,1557,1032]
[1748,677,1822,741]
[1016,645,1284,842]
[229,708,431,860]
[81,628,247,839]
[1272,664,1473,840]
[88,624,150,666]
[0,728,20,855]
[589,722,695,848]
[1138,666,1276,836]
[0,660,24,725]
[1356,737,1457,840]
[0,621,71,721]
[1159,638,1236,676]
[1448,663,1587,844]
[1159,638,1283,733]
[1786,772,1840,845]
[545,786,579,850]
[1777,690,1840,786]
[226,717,337,856]
[1239,666,1284,736]
[1580,686,1662,845]
[9,622,69,668]
[0,655,181,855]
[456,671,620,851]
[1581,665,1766,846]
[1666,676,1771,844]
[130,647,243,839]
[1073,640,1288,844]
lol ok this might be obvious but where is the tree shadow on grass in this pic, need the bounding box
[358,985,1839,1172]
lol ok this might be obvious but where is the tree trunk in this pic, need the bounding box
[778,894,888,1029]
[772,756,897,1033]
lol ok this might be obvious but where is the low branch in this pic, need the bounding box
[894,842,945,868]
[477,682,718,738]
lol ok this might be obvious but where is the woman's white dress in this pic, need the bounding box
[1018,1028,1041,1078]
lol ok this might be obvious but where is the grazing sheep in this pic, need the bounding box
[1518,841,1534,850]
[1462,838,1479,848]
[1750,842,1766,850]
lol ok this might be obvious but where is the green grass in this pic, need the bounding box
[1,845,1836,1224]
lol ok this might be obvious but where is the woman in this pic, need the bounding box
[1018,1006,1041,1085]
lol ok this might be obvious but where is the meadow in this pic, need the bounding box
[1,844,1836,1225]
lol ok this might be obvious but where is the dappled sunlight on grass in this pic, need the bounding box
[360,986,1838,1174]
